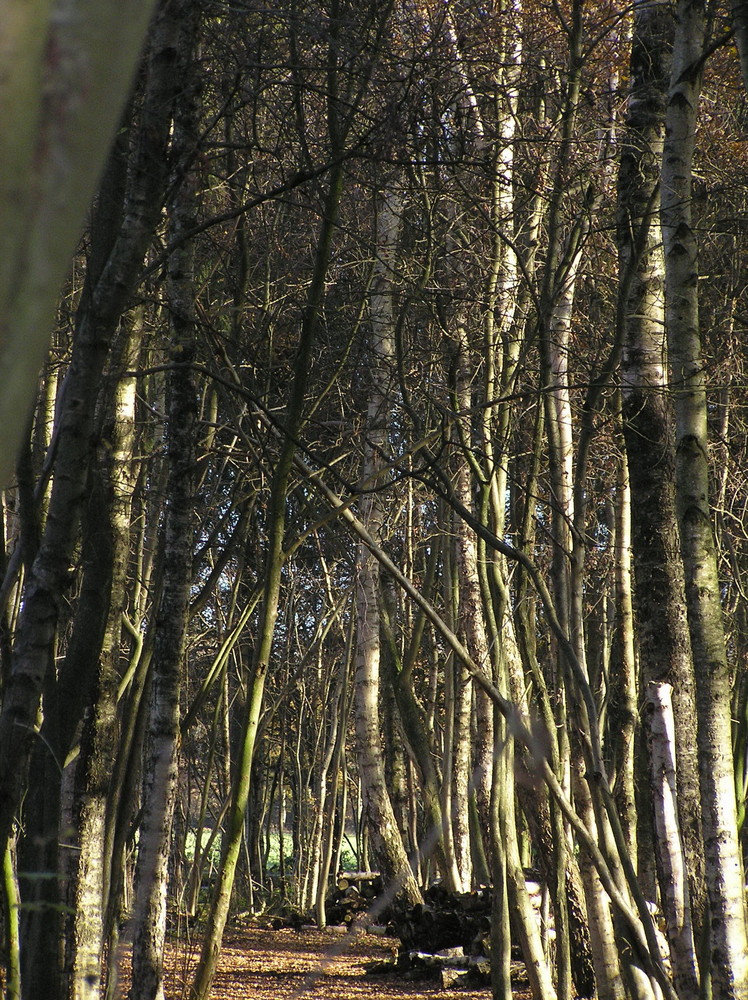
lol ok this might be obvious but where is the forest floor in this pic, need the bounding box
[144,924,535,1000]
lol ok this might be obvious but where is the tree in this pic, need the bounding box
[0,0,159,487]
[128,11,199,997]
[616,1,704,993]
[661,0,748,993]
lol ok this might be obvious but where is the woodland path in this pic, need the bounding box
[149,925,532,1000]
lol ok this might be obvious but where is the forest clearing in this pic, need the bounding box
[2,1,748,999]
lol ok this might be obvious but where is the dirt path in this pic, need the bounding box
[157,925,503,1000]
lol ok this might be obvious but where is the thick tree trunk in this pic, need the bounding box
[0,0,159,486]
[353,187,421,908]
[128,21,199,993]
[69,251,143,1000]
[0,0,197,881]
[355,553,421,905]
[616,2,705,992]
[662,2,748,993]
[68,432,132,1000]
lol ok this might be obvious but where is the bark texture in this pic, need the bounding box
[0,0,196,867]
[662,1,748,995]
[128,226,197,1000]
[0,0,159,486]
[129,12,199,994]
[353,187,421,908]
[616,2,705,991]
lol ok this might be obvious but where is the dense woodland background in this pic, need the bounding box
[1,0,748,999]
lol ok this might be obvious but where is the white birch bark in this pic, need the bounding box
[451,656,473,888]
[0,0,159,487]
[129,18,198,994]
[610,458,637,855]
[662,2,748,994]
[353,186,421,907]
[647,682,695,983]
[616,1,705,993]
[446,525,472,889]
[71,331,139,1000]
[453,325,494,866]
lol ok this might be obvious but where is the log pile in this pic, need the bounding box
[324,871,383,926]
[390,882,494,955]
[367,877,548,988]
[322,872,556,990]
[367,943,493,988]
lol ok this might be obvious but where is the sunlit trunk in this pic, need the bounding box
[616,2,704,993]
[129,69,198,993]
[353,186,421,907]
[662,2,748,993]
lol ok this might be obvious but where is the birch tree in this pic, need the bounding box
[128,10,199,998]
[616,3,705,994]
[354,186,422,907]
[661,1,748,994]
[0,0,159,487]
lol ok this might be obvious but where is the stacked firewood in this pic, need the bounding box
[391,882,494,955]
[367,877,547,988]
[367,943,493,988]
[324,871,384,926]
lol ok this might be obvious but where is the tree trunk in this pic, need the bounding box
[352,186,421,908]
[316,632,352,927]
[128,350,196,1000]
[2,840,20,1000]
[616,2,705,991]
[607,453,638,855]
[69,236,143,1000]
[648,681,697,990]
[441,524,469,890]
[662,2,748,993]
[0,0,159,486]
[380,572,459,890]
[128,20,199,992]
[0,0,196,875]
